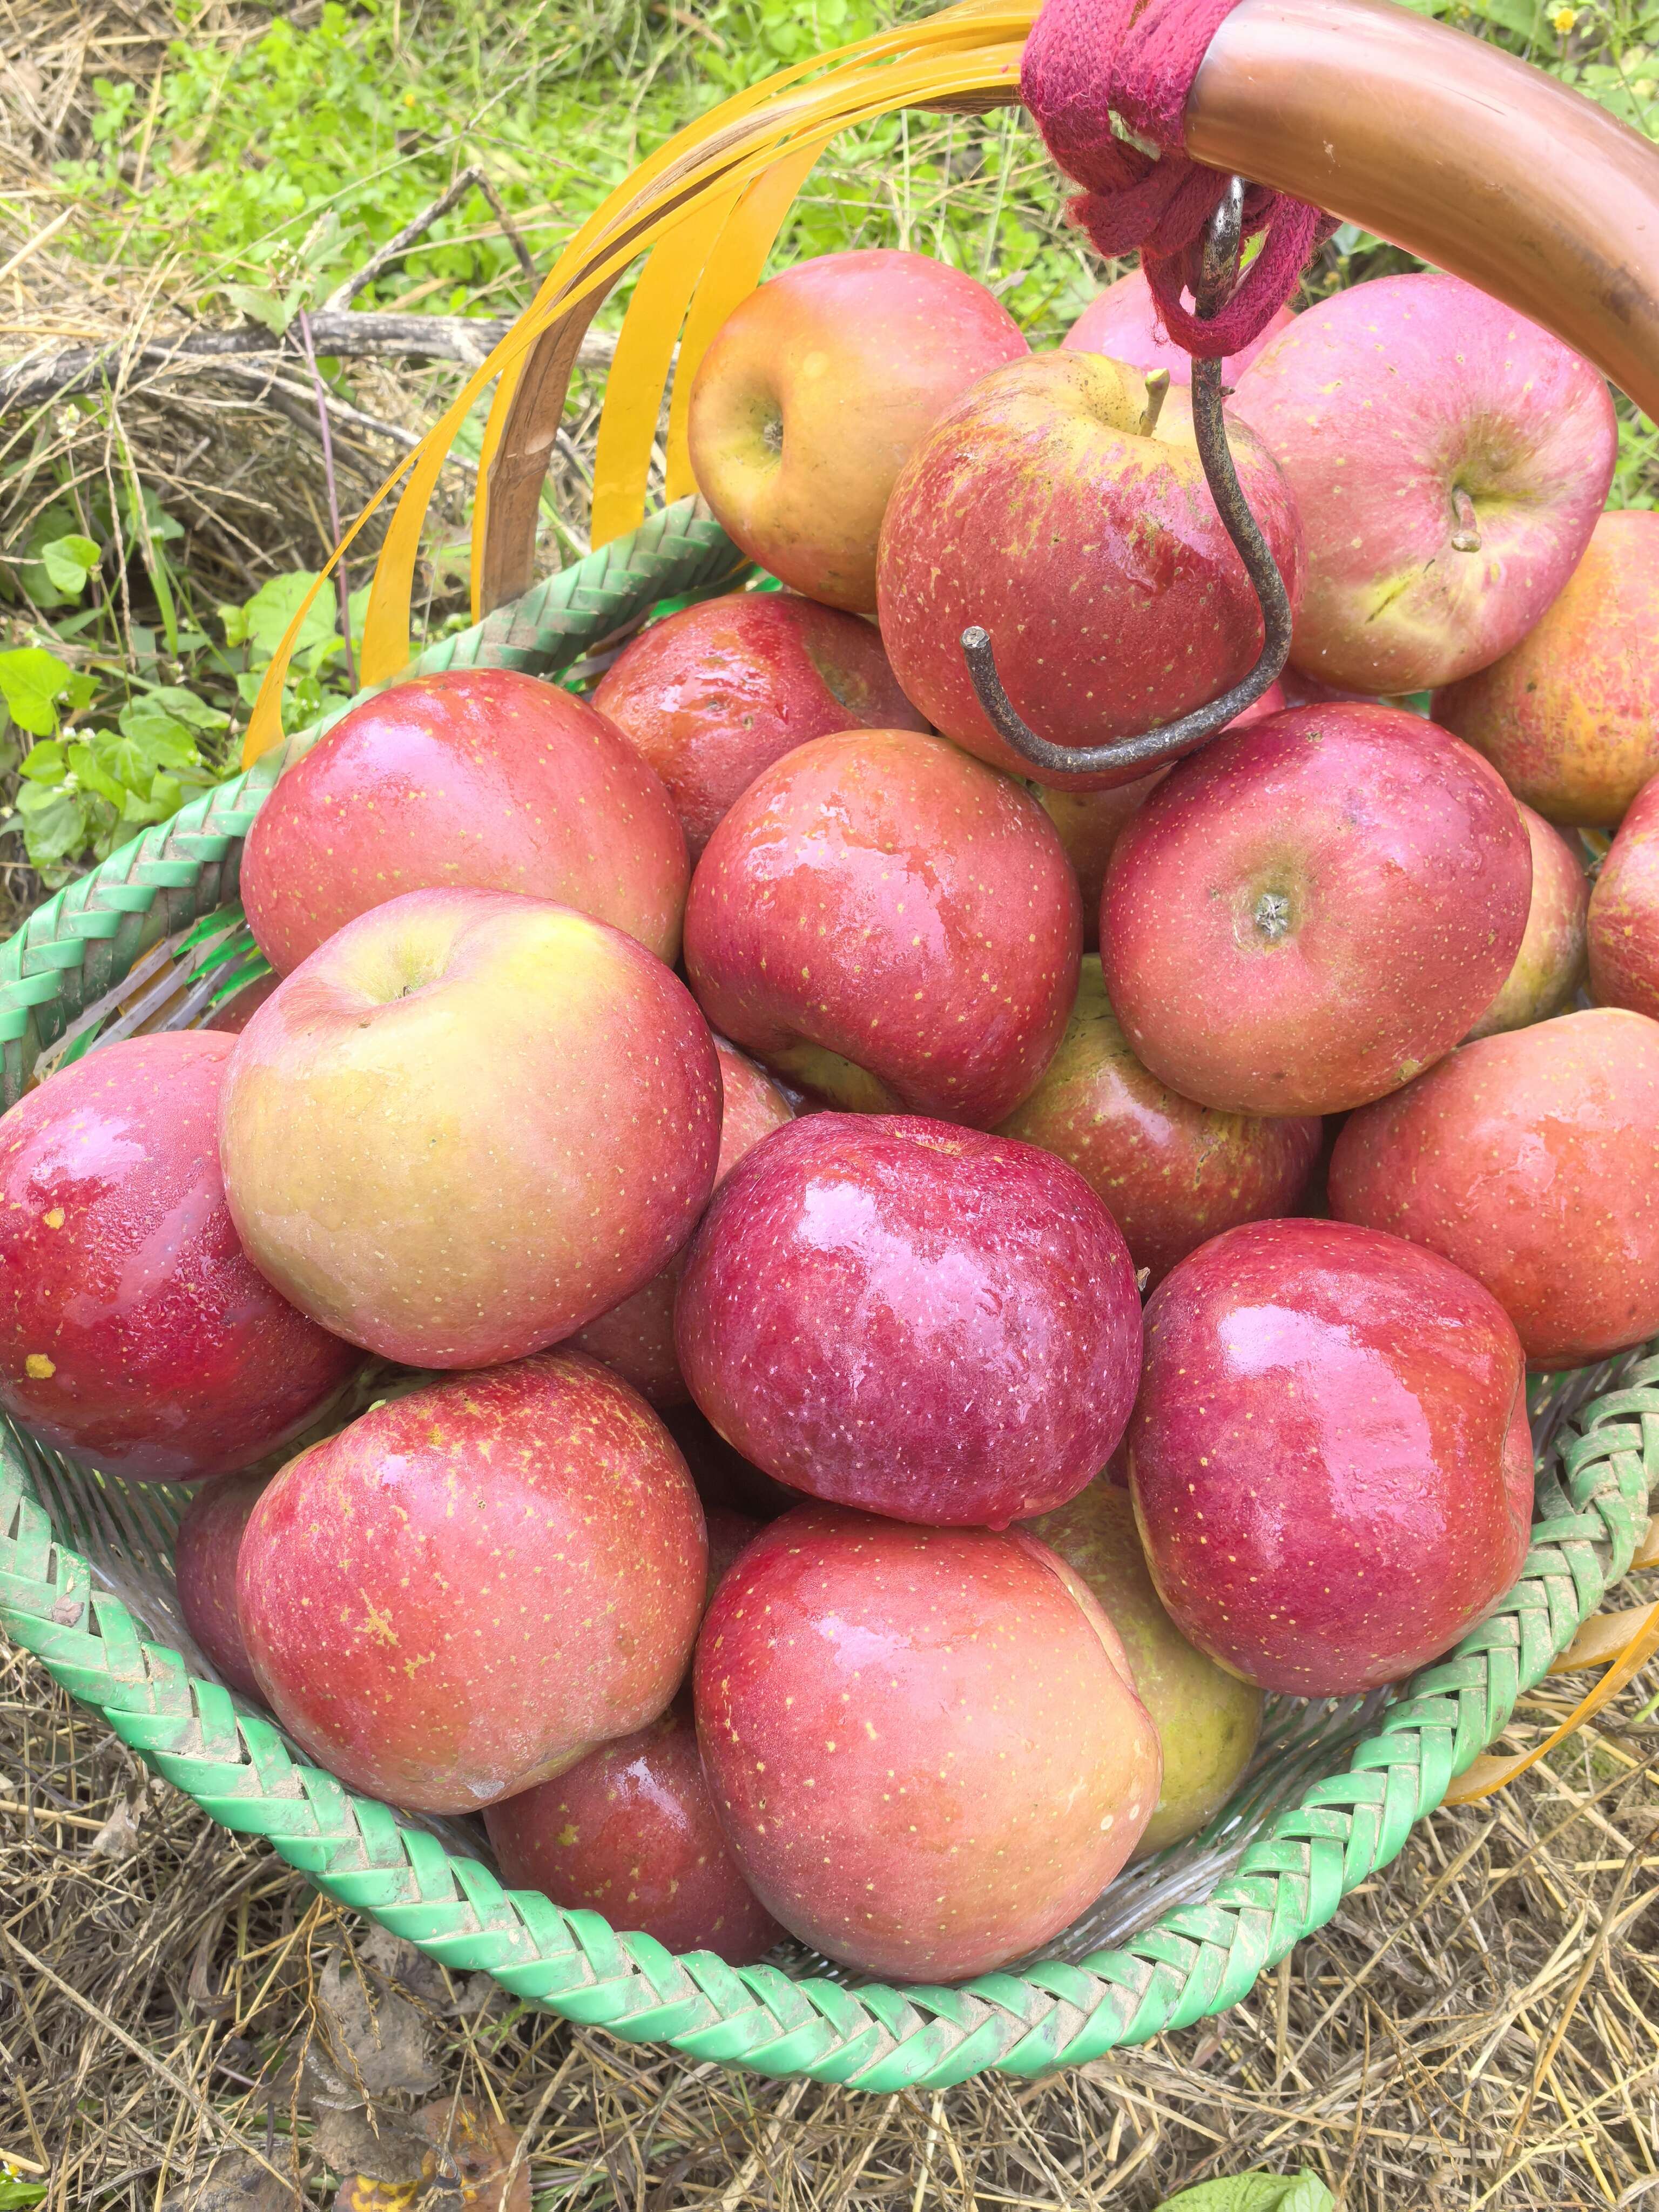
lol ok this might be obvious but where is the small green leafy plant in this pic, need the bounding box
[1156,2171,1336,2211]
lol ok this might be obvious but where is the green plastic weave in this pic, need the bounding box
[1,502,1654,2088]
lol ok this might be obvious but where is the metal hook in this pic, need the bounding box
[960,175,1293,781]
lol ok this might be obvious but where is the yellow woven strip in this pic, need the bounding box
[244,12,1033,758]
[590,185,745,550]
[662,134,830,509]
[1443,1601,1659,1804]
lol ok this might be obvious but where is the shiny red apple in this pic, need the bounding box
[0,1033,358,1482]
[676,1113,1142,1527]
[240,669,689,973]
[1329,1009,1659,1370]
[238,1352,707,1814]
[683,727,1081,1124]
[694,1503,1161,1980]
[592,591,927,857]
[1128,1217,1534,1695]
[174,1470,269,1697]
[1590,777,1659,1018]
[1101,703,1532,1113]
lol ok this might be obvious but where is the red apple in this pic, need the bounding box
[703,1505,760,1603]
[485,1698,781,1965]
[570,1038,793,1404]
[1031,775,1163,950]
[1589,775,1659,1017]
[683,728,1081,1124]
[240,669,689,973]
[0,1033,358,1482]
[592,591,927,857]
[1230,272,1616,694]
[1063,265,1292,386]
[174,1471,269,1697]
[1025,1479,1262,1856]
[662,1402,802,1521]
[1328,1008,1659,1370]
[996,957,1323,1285]
[1468,805,1588,1039]
[686,248,1027,612]
[874,350,1305,789]
[238,1352,707,1814]
[1436,512,1659,827]
[219,888,721,1368]
[676,1113,1142,1527]
[1101,703,1532,1114]
[1128,1217,1533,1696]
[694,1503,1161,1980]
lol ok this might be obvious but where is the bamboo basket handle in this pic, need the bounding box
[475,0,1659,617]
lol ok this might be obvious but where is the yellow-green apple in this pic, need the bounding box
[1468,806,1588,1038]
[874,350,1305,788]
[996,956,1322,1285]
[175,1470,270,1697]
[485,1697,782,1964]
[1230,272,1616,694]
[1064,265,1291,386]
[694,1503,1161,1980]
[570,1038,793,1403]
[1435,512,1659,826]
[219,887,721,1367]
[675,1113,1142,1527]
[1101,703,1532,1114]
[1128,1217,1533,1696]
[238,1352,706,1814]
[686,248,1026,612]
[683,728,1081,1124]
[240,668,689,972]
[1329,1008,1659,1369]
[0,1033,358,1482]
[1590,775,1659,1016]
[1025,1479,1262,1855]
[592,590,927,857]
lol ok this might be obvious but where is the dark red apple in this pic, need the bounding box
[683,728,1081,1125]
[1588,775,1659,1019]
[1101,703,1532,1114]
[240,669,689,973]
[703,1505,760,1603]
[676,1113,1141,1527]
[874,350,1304,788]
[662,1402,802,1521]
[694,1503,1161,1980]
[592,591,927,857]
[0,1033,358,1482]
[238,1352,706,1814]
[996,957,1323,1285]
[1128,1217,1533,1696]
[569,1038,793,1404]
[484,1698,782,1965]
[1328,1009,1659,1370]
[174,1470,269,1697]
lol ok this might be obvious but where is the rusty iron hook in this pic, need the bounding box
[959,174,1294,780]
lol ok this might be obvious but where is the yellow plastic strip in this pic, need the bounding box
[244,11,1034,758]
[1633,1514,1658,1570]
[662,133,830,507]
[1548,1602,1659,1673]
[590,184,746,550]
[1442,1600,1659,1805]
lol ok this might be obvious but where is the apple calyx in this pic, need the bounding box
[1252,888,1294,944]
[1450,484,1482,554]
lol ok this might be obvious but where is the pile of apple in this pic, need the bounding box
[7,242,1659,1988]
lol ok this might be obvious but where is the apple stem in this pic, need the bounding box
[1139,368,1171,439]
[1450,485,1482,552]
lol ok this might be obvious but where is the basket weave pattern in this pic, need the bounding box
[0,506,1654,2089]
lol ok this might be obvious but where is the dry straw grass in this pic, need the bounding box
[4,4,1659,2207]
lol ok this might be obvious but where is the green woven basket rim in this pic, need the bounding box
[1,502,1654,2090]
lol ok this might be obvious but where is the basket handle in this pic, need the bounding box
[473,0,1659,614]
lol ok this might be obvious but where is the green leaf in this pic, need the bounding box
[129,684,229,734]
[227,569,340,663]
[14,778,104,882]
[0,2179,48,2209]
[16,741,69,784]
[0,648,78,736]
[1156,2174,1335,2212]
[39,534,102,597]
[224,281,293,333]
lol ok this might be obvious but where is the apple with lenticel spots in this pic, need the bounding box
[1229,271,1616,695]
[693,1502,1161,1980]
[237,1352,706,1815]
[682,727,1081,1126]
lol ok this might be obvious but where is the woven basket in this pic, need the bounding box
[4,0,1659,2093]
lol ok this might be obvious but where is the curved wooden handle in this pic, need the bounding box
[477,0,1659,615]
